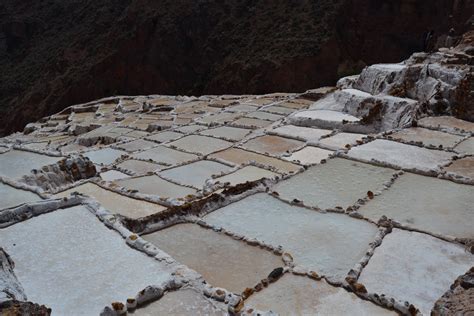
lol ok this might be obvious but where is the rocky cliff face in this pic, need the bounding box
[1,0,472,135]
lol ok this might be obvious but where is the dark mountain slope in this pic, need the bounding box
[1,0,472,135]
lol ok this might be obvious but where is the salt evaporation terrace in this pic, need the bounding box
[1,42,474,316]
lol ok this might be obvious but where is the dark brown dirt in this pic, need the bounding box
[1,0,472,135]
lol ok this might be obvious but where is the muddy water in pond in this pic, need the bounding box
[143,224,282,293]
[204,193,378,279]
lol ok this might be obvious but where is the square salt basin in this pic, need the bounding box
[0,150,62,178]
[116,159,162,175]
[167,135,233,155]
[282,146,333,165]
[209,148,301,174]
[292,110,360,123]
[174,125,207,134]
[241,135,304,156]
[132,145,198,166]
[159,160,233,189]
[55,182,166,218]
[100,170,130,181]
[318,132,366,150]
[204,193,378,279]
[0,205,172,315]
[418,116,474,133]
[346,139,454,174]
[226,104,259,113]
[116,175,197,200]
[274,158,395,209]
[145,131,183,143]
[132,288,226,316]
[0,183,42,210]
[197,112,242,125]
[443,156,474,181]
[358,173,474,238]
[245,274,395,315]
[454,137,474,155]
[358,229,473,315]
[230,117,273,129]
[270,125,332,142]
[115,139,157,152]
[213,165,280,186]
[388,127,465,149]
[83,147,127,165]
[245,111,285,122]
[143,223,282,293]
[200,126,252,141]
[262,105,296,115]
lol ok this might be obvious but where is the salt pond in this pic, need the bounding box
[204,193,378,279]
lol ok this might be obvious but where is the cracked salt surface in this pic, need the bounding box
[55,182,166,218]
[204,193,378,279]
[245,274,396,315]
[131,288,227,315]
[358,229,473,315]
[274,158,395,209]
[143,223,282,293]
[0,150,61,179]
[346,139,454,174]
[0,205,173,315]
[0,182,42,210]
[358,173,474,238]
